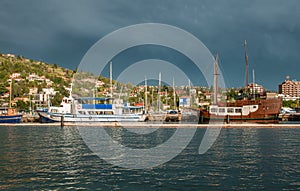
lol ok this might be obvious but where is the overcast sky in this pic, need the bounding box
[0,0,299,90]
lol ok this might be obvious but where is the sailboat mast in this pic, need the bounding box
[9,79,12,108]
[188,79,191,107]
[69,79,73,98]
[253,69,255,100]
[244,40,249,92]
[213,53,219,105]
[145,76,148,113]
[173,77,176,110]
[158,72,161,112]
[110,61,113,98]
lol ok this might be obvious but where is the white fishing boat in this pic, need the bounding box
[39,61,149,123]
[38,95,147,123]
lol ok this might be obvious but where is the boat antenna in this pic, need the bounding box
[213,53,219,105]
[244,40,249,93]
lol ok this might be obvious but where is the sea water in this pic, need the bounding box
[0,125,299,190]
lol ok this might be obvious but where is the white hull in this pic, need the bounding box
[39,112,147,123]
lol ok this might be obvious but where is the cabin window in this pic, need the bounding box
[88,111,97,115]
[168,110,178,114]
[253,106,257,109]
[227,108,234,113]
[219,108,225,113]
[51,109,58,113]
[211,108,218,113]
[104,111,113,115]
[235,108,242,113]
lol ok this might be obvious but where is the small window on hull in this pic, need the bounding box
[227,108,234,113]
[235,109,242,113]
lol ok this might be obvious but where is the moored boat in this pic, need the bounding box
[0,108,23,123]
[199,99,282,123]
[0,79,22,123]
[199,41,282,124]
[38,96,147,123]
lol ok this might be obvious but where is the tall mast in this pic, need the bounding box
[244,40,249,92]
[253,69,255,100]
[9,79,12,108]
[69,78,73,98]
[213,53,219,105]
[165,89,168,107]
[158,72,161,112]
[173,77,176,110]
[188,79,191,107]
[145,76,148,113]
[110,61,113,98]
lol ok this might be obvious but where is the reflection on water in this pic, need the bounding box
[0,126,299,190]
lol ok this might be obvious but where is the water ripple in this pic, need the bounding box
[0,126,299,190]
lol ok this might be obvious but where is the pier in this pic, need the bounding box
[1,122,300,128]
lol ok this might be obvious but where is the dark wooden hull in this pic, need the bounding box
[199,99,282,124]
[199,114,280,124]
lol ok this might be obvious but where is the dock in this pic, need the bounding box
[1,122,300,128]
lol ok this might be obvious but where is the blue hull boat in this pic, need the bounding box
[0,114,23,123]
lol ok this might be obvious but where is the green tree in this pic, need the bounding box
[0,84,7,95]
[282,100,297,108]
[12,82,23,98]
[16,100,29,111]
[226,88,238,101]
[51,93,64,106]
[128,97,138,105]
[37,85,43,93]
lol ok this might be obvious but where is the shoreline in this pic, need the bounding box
[1,122,300,128]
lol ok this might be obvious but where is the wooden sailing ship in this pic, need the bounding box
[199,41,282,123]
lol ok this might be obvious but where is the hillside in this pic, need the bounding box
[0,53,74,84]
[0,53,124,111]
[0,53,75,109]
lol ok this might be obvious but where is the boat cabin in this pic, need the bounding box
[122,106,145,115]
[209,105,258,116]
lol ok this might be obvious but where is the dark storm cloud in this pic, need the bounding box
[0,0,299,90]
